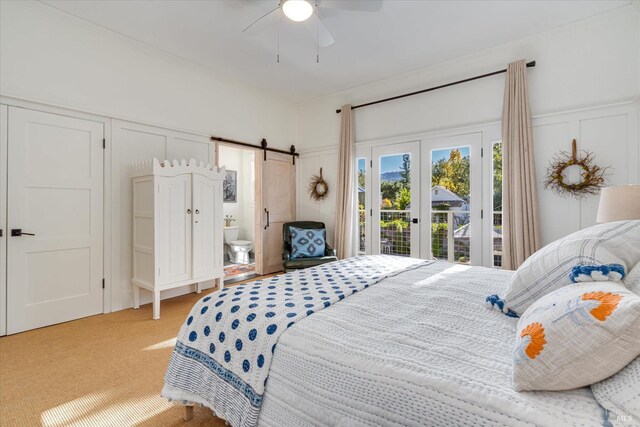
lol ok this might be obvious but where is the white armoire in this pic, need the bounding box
[131,159,225,319]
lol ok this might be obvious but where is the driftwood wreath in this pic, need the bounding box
[544,139,607,197]
[308,167,329,200]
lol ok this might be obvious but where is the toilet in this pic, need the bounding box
[223,226,253,264]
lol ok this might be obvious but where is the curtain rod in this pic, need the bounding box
[210,136,299,161]
[336,60,536,114]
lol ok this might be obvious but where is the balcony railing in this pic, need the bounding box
[493,211,503,267]
[358,209,366,254]
[379,210,411,257]
[358,208,502,266]
[431,210,470,264]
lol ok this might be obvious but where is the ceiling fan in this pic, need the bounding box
[243,0,383,61]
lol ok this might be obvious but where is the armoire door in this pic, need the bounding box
[257,151,296,275]
[192,174,223,279]
[7,107,104,334]
[155,175,192,286]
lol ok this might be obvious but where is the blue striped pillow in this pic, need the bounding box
[487,220,640,317]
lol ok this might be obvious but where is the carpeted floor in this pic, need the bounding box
[0,275,275,427]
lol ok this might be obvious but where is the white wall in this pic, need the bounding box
[296,6,640,250]
[300,102,638,256]
[0,1,296,312]
[296,6,639,150]
[0,1,297,148]
[296,148,339,245]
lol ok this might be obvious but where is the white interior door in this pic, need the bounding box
[371,141,421,257]
[156,175,192,286]
[0,105,7,336]
[420,132,482,264]
[257,151,295,275]
[192,174,222,279]
[7,107,104,334]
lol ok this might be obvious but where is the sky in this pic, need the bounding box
[358,146,470,174]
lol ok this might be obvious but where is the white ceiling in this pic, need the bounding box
[42,0,629,100]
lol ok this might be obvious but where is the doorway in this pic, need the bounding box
[370,141,421,258]
[4,107,104,334]
[216,146,296,280]
[357,132,485,265]
[217,145,258,283]
[420,132,482,264]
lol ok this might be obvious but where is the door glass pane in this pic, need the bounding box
[492,142,503,268]
[357,158,366,255]
[431,146,471,264]
[379,153,411,256]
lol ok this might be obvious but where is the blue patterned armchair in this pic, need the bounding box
[282,221,338,272]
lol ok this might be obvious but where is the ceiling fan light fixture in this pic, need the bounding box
[282,0,313,22]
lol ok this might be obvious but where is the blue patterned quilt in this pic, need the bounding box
[162,255,428,427]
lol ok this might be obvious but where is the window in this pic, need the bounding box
[492,141,503,268]
[357,158,366,255]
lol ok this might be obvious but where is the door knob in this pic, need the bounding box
[195,209,199,214]
[11,229,35,237]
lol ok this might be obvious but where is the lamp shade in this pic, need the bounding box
[596,185,640,223]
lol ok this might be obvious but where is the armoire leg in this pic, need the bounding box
[195,282,201,294]
[133,285,140,309]
[219,276,225,291]
[153,291,160,320]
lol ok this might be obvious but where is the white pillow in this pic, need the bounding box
[496,220,640,317]
[591,357,640,421]
[624,262,640,296]
[512,281,640,391]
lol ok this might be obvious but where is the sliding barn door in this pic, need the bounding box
[7,107,104,334]
[256,152,296,275]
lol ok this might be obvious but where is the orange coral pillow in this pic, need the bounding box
[513,282,640,391]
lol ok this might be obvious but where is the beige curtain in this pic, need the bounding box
[502,59,541,270]
[334,105,355,259]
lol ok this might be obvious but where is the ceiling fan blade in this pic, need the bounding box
[317,0,383,12]
[304,12,335,47]
[242,6,280,33]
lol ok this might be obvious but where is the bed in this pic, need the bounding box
[162,255,614,426]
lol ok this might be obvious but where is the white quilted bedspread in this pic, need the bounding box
[257,262,613,427]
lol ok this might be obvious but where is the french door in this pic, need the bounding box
[359,142,421,257]
[420,133,482,264]
[357,132,484,265]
